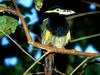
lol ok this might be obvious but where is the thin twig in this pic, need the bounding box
[54,68,66,75]
[67,11,100,20]
[26,72,44,75]
[82,1,100,8]
[69,57,92,75]
[0,7,17,15]
[23,52,49,75]
[70,33,100,43]
[33,72,44,75]
[0,29,38,63]
[79,60,100,75]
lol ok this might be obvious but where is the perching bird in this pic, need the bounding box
[41,6,75,75]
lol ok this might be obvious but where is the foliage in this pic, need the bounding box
[0,4,18,38]
[34,0,44,11]
[0,16,18,38]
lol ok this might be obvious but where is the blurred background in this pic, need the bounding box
[0,0,100,75]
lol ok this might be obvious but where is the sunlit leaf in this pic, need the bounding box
[0,16,18,38]
[0,4,7,8]
[34,0,44,11]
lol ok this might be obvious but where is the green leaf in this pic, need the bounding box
[0,4,7,8]
[34,0,44,11]
[0,15,18,38]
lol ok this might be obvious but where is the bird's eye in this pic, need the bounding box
[55,8,60,11]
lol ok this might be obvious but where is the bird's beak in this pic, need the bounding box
[45,10,59,14]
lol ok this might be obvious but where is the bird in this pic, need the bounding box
[41,6,75,75]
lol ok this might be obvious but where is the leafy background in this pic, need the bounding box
[0,0,100,75]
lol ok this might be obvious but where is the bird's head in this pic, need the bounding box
[45,6,75,16]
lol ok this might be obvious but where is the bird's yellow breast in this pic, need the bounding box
[45,30,52,42]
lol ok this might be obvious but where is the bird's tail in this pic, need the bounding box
[45,53,54,75]
[41,28,54,75]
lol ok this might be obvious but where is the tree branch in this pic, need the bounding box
[0,29,38,64]
[67,11,100,20]
[0,7,17,15]
[70,33,100,43]
[30,41,98,57]
[69,57,92,75]
[82,0,100,8]
[12,0,33,43]
[23,52,49,75]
